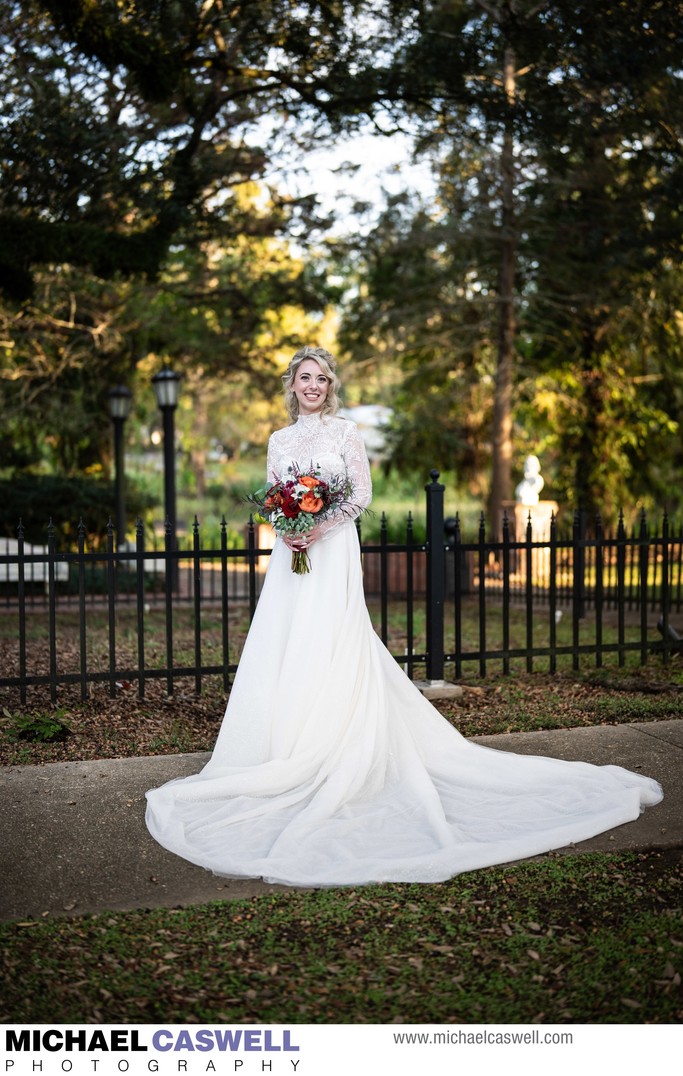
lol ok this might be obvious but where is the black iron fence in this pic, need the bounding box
[1,472,682,703]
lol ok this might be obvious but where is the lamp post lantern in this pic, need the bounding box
[151,366,182,587]
[107,384,132,548]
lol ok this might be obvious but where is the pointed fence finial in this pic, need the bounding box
[639,508,648,538]
[617,509,626,538]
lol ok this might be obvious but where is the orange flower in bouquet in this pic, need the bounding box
[299,492,323,513]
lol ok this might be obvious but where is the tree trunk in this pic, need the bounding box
[488,44,516,536]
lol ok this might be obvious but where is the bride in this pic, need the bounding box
[145,346,663,886]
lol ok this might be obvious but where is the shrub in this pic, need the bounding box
[3,708,72,744]
[0,475,156,545]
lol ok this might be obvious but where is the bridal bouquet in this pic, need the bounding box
[249,465,356,574]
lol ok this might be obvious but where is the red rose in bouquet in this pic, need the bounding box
[281,491,301,518]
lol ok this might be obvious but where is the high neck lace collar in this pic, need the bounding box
[296,411,325,426]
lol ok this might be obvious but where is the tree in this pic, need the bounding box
[0,0,381,298]
[340,2,544,521]
[519,0,683,519]
[337,180,500,498]
[340,0,683,522]
[0,182,334,482]
[1,0,383,480]
[0,0,413,495]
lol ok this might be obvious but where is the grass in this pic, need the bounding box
[1,851,680,1024]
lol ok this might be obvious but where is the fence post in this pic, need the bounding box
[135,518,146,699]
[616,510,626,666]
[406,511,414,678]
[247,515,257,619]
[106,518,117,698]
[638,509,648,666]
[661,511,671,664]
[77,519,87,702]
[478,512,487,678]
[164,518,175,695]
[549,511,557,674]
[453,514,463,681]
[17,520,27,704]
[571,509,581,671]
[220,515,230,692]
[47,518,58,704]
[380,512,388,645]
[595,512,604,669]
[425,469,445,681]
[525,512,533,673]
[193,515,202,695]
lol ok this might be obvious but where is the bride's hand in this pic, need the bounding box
[283,534,309,551]
[283,528,319,551]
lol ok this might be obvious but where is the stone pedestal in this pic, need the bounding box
[502,500,559,580]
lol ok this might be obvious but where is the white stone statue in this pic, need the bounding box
[515,455,545,506]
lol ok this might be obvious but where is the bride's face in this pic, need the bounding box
[292,359,330,415]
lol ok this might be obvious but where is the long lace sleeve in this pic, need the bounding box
[317,422,372,541]
[266,435,277,485]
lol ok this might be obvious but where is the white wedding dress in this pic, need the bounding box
[145,413,663,886]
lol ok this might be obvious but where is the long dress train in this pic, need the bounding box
[145,414,662,886]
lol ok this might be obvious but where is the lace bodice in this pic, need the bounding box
[266,413,372,540]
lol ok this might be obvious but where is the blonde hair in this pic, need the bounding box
[282,345,342,422]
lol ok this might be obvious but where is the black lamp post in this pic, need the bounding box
[107,385,132,548]
[151,366,182,584]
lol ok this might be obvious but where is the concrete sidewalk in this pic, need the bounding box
[1,720,681,922]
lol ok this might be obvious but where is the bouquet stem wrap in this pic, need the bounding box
[291,549,311,575]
